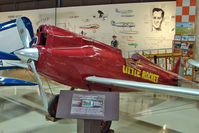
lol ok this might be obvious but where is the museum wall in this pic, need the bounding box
[0,1,176,54]
[57,2,176,52]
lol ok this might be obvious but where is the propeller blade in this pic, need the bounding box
[30,61,48,110]
[16,18,30,48]
[15,18,48,111]
[5,60,29,69]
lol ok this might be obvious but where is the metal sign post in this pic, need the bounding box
[77,119,101,133]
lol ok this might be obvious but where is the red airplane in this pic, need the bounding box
[3,17,199,133]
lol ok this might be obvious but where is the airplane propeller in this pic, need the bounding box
[14,18,48,111]
[16,18,30,48]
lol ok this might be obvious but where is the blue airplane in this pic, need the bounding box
[0,17,36,86]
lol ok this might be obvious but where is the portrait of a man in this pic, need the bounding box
[152,8,165,31]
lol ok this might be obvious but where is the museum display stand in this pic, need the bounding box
[173,36,195,80]
[172,0,197,80]
[56,90,119,133]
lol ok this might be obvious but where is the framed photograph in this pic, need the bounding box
[174,35,181,41]
[176,22,195,35]
[181,35,189,41]
[188,36,196,41]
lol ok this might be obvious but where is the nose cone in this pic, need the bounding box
[14,48,39,62]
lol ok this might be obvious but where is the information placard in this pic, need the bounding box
[71,94,105,117]
[56,90,119,121]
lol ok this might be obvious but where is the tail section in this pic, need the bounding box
[172,57,184,86]
[172,57,184,76]
[172,57,181,74]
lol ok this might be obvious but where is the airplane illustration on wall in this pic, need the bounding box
[111,20,135,27]
[115,8,133,14]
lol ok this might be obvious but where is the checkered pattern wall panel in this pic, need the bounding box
[176,0,196,22]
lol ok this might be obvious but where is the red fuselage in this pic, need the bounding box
[34,25,179,92]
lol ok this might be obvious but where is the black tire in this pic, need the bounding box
[101,121,112,133]
[48,95,59,118]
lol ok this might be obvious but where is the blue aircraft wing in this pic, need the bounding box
[0,76,36,86]
[0,17,34,70]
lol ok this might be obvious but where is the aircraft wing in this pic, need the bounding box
[188,59,199,68]
[0,76,36,86]
[86,76,199,100]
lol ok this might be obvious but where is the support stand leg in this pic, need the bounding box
[77,119,101,133]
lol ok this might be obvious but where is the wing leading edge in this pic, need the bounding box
[86,76,199,100]
[188,59,199,68]
[0,77,36,86]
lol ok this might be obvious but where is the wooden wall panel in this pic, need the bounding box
[37,0,56,8]
[16,1,36,10]
[0,0,14,5]
[81,0,112,5]
[0,0,175,12]
[61,0,83,7]
[0,4,16,12]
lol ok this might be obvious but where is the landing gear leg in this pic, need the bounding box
[101,121,112,133]
[70,87,75,91]
[48,86,75,119]
[47,95,59,118]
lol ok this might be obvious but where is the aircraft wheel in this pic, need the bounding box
[48,94,59,118]
[101,121,112,133]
